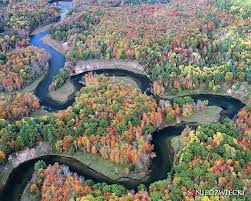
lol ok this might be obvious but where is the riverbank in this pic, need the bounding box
[21,74,47,94]
[71,59,147,76]
[30,23,54,36]
[47,80,76,103]
[0,73,52,117]
[0,75,44,98]
[0,95,245,200]
[41,34,68,54]
[0,103,222,189]
[182,106,222,123]
[0,141,150,196]
[0,142,51,195]
[159,105,222,159]
[162,82,250,105]
[22,183,39,201]
[60,151,150,181]
[1,151,151,200]
[79,75,141,90]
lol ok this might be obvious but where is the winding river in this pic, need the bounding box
[0,1,246,200]
[31,1,72,110]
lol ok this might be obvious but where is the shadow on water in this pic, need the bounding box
[187,94,245,121]
[1,123,197,201]
[36,68,152,111]
[0,102,245,201]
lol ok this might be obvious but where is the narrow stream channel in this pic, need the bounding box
[31,1,72,110]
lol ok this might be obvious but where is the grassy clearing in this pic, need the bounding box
[109,76,140,90]
[182,106,222,124]
[60,151,148,180]
[48,80,75,103]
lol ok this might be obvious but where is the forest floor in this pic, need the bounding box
[47,80,75,103]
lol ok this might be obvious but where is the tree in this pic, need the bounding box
[166,114,175,123]
[150,192,164,201]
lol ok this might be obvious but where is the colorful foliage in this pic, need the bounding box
[28,119,250,200]
[73,0,169,7]
[0,74,207,171]
[0,92,40,120]
[236,103,251,137]
[149,120,251,200]
[52,0,250,95]
[0,0,59,92]
[30,162,132,201]
[0,46,50,92]
[0,0,59,51]
[49,68,70,91]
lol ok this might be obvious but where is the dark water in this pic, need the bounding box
[0,123,196,201]
[36,68,152,110]
[0,1,246,200]
[30,1,153,111]
[0,96,244,201]
[187,94,245,120]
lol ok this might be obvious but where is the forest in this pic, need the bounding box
[0,92,40,120]
[0,74,208,170]
[0,0,250,201]
[0,0,58,91]
[0,47,50,91]
[27,112,251,200]
[52,0,250,96]
[72,0,170,7]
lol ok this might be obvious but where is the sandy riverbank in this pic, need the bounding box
[42,34,68,54]
[30,23,54,35]
[72,59,147,76]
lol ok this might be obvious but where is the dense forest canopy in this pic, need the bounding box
[27,114,251,200]
[0,0,59,91]
[0,0,250,200]
[52,0,250,96]
[73,0,169,7]
[0,74,208,169]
